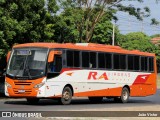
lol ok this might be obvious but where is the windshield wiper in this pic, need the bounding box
[14,61,25,79]
[25,65,32,79]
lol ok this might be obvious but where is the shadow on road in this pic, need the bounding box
[3,98,154,106]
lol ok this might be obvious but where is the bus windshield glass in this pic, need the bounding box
[7,48,48,78]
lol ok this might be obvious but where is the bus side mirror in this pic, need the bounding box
[7,51,11,62]
[48,51,54,63]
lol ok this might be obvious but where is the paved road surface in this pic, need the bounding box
[0,89,159,112]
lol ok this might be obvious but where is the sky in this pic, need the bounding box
[116,0,160,36]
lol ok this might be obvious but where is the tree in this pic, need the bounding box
[52,11,80,43]
[151,18,160,25]
[0,0,59,56]
[53,9,119,44]
[57,0,152,42]
[118,32,160,71]
[119,32,156,52]
[150,34,160,38]
[92,13,120,44]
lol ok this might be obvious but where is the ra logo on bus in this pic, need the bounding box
[88,72,108,80]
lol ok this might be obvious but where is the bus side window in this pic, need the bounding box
[141,56,148,71]
[134,56,140,71]
[113,54,120,69]
[67,50,74,67]
[90,52,97,68]
[105,53,112,69]
[128,55,134,70]
[66,50,80,68]
[98,53,105,69]
[55,55,62,72]
[149,57,154,72]
[48,55,62,73]
[145,57,148,71]
[48,62,55,72]
[74,51,80,67]
[120,55,126,70]
[82,52,89,68]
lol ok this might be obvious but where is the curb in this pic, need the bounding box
[0,97,25,101]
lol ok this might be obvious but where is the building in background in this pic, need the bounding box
[151,37,160,45]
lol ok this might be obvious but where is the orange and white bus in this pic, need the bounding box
[5,43,157,105]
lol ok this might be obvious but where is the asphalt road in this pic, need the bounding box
[0,89,160,119]
[0,89,159,112]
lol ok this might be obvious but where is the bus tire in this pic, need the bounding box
[26,98,39,104]
[114,87,130,103]
[60,86,72,105]
[88,97,103,103]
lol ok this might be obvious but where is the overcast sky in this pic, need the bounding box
[116,0,160,36]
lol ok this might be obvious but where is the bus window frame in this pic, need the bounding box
[148,57,154,72]
[61,48,155,73]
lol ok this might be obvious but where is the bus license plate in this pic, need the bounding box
[18,90,25,93]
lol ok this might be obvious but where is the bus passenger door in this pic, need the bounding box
[46,51,62,97]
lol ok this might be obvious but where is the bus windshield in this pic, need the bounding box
[7,48,48,79]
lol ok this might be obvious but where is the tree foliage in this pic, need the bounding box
[0,0,59,57]
[0,0,159,59]
[119,32,156,51]
[53,9,119,43]
[57,0,152,42]
[92,15,119,44]
[118,32,160,62]
[150,34,160,38]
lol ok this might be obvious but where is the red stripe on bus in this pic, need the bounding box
[60,68,81,74]
[132,74,150,85]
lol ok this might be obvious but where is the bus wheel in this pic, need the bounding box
[88,97,103,103]
[60,87,72,105]
[114,87,130,103]
[26,98,39,104]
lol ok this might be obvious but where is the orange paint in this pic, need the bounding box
[66,72,73,76]
[13,43,155,57]
[98,73,108,80]
[6,77,45,97]
[8,43,156,99]
[6,51,11,62]
[88,72,108,80]
[74,87,122,97]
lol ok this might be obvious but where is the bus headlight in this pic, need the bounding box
[5,81,12,88]
[34,82,45,88]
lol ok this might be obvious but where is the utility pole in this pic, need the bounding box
[112,22,115,46]
[141,20,144,32]
[141,12,144,33]
[128,14,131,32]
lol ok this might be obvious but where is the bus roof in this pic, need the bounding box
[13,42,155,57]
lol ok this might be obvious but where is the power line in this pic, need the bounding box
[114,1,160,35]
[121,30,160,31]
[117,21,160,29]
[116,15,160,31]
[117,15,160,26]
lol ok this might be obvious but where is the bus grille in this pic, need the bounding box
[14,82,32,86]
[13,89,32,94]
